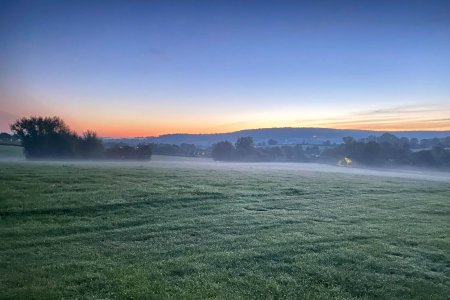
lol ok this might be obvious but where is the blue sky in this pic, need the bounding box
[1,0,449,136]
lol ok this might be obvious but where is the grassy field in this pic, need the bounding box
[0,157,449,299]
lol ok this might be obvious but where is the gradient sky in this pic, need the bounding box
[1,0,450,137]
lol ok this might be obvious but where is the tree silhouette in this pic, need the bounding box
[8,116,150,160]
[212,141,235,161]
[10,116,78,158]
[79,130,104,158]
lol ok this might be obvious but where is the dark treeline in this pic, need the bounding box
[357,133,450,149]
[212,137,318,162]
[0,132,20,145]
[144,143,201,157]
[321,133,450,168]
[9,116,151,160]
[104,142,206,157]
[104,144,152,160]
[212,134,450,169]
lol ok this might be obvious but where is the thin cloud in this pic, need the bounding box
[294,103,450,131]
[354,104,450,117]
[146,47,169,61]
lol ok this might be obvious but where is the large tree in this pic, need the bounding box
[10,116,79,158]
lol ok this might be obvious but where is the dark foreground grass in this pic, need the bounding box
[0,160,449,299]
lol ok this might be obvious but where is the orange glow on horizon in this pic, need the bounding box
[3,98,450,137]
[68,120,450,138]
[3,115,449,137]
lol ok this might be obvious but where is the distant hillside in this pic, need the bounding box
[105,127,450,146]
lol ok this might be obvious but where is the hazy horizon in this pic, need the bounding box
[103,125,450,140]
[3,118,450,139]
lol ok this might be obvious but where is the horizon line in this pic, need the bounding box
[100,126,450,139]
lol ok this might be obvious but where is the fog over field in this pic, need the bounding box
[151,156,450,182]
[5,154,450,183]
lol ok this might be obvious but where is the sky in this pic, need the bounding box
[1,0,450,137]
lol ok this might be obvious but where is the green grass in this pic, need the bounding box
[0,158,449,299]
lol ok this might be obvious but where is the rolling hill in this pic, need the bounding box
[105,127,450,146]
